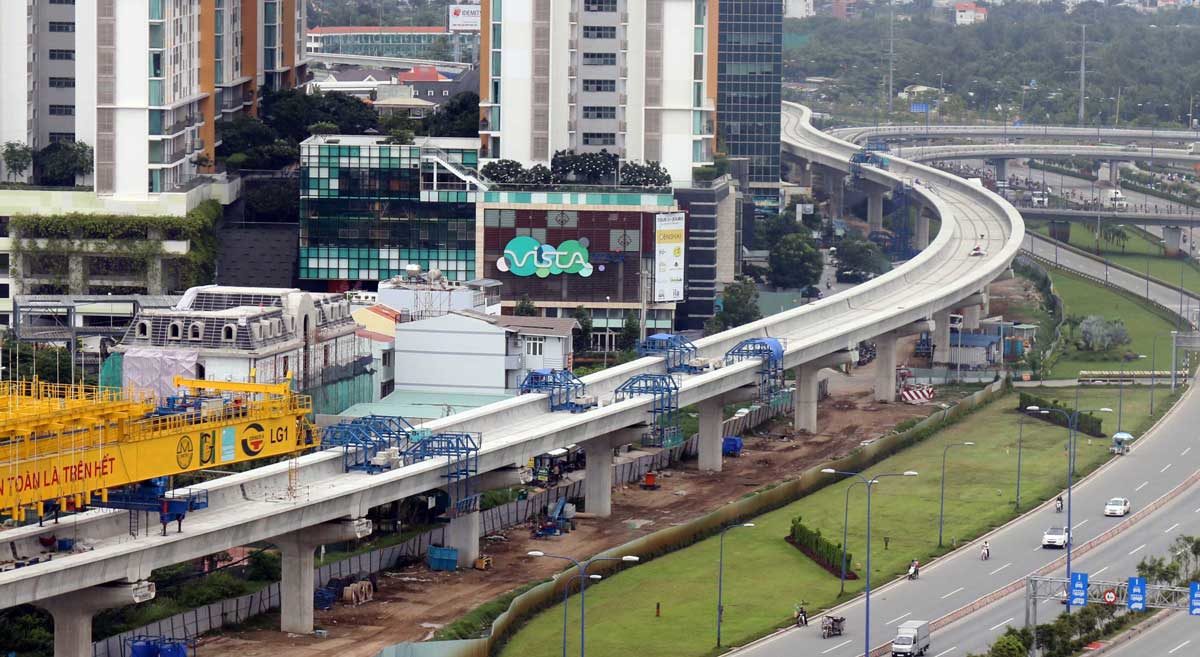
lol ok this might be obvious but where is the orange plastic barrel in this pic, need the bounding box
[644,472,657,487]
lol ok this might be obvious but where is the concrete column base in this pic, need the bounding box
[874,332,899,402]
[994,158,1008,183]
[277,518,373,634]
[962,304,981,330]
[868,187,885,234]
[698,396,724,472]
[584,437,615,517]
[39,581,156,657]
[446,511,481,568]
[794,364,820,434]
[915,212,931,249]
[933,309,951,361]
[1164,226,1183,257]
[1108,161,1121,185]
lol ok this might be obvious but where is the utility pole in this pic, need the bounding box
[1077,24,1087,126]
[887,1,896,114]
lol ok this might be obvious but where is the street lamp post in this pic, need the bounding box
[717,523,755,647]
[938,442,976,547]
[821,468,918,657]
[839,480,867,595]
[560,574,602,657]
[1015,412,1027,511]
[527,551,640,657]
[1025,405,1111,604]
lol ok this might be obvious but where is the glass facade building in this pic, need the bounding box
[307,28,479,64]
[716,0,783,186]
[299,137,481,288]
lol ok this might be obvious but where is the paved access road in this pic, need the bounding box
[733,383,1200,657]
[1102,612,1198,657]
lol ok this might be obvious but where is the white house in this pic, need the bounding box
[954,2,988,25]
[393,310,578,395]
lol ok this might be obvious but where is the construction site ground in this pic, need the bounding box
[196,343,981,657]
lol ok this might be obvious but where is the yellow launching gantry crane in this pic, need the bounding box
[0,375,316,529]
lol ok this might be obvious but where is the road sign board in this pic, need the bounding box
[910,102,930,114]
[1190,582,1200,615]
[1102,589,1117,605]
[1070,572,1089,607]
[1127,577,1147,612]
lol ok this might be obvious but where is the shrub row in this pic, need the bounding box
[1017,391,1105,436]
[789,516,851,574]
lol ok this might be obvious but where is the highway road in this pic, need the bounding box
[1102,611,1197,657]
[1022,232,1200,326]
[733,379,1200,657]
[830,124,1200,146]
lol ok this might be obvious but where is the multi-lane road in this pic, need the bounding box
[735,367,1200,657]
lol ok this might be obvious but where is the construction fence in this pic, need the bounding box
[92,394,792,657]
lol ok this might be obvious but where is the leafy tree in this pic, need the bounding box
[420,92,480,138]
[571,306,593,354]
[618,312,641,351]
[834,238,890,275]
[384,128,415,145]
[1137,554,1181,586]
[2,141,34,181]
[260,89,378,143]
[307,121,339,135]
[514,294,537,316]
[216,115,278,157]
[706,278,763,334]
[756,210,802,250]
[768,233,824,290]
[551,149,618,185]
[482,159,526,184]
[987,634,1026,657]
[521,164,553,186]
[1077,315,1131,352]
[35,141,92,186]
[619,160,672,187]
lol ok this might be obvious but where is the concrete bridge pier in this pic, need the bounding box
[817,164,845,220]
[867,185,887,233]
[993,158,1008,183]
[40,581,156,657]
[277,517,373,634]
[915,208,931,250]
[793,351,854,434]
[875,321,934,402]
[446,510,481,568]
[1163,226,1183,257]
[962,304,982,330]
[789,158,812,187]
[1108,160,1121,186]
[698,396,725,472]
[584,433,617,517]
[933,309,952,364]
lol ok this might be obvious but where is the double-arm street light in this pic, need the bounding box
[717,522,755,647]
[528,551,640,657]
[938,442,976,547]
[822,468,918,657]
[1025,404,1112,601]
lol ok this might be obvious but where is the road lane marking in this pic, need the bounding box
[1073,519,1088,530]
[887,612,912,625]
[821,640,852,654]
[1136,481,1149,491]
[1166,523,1180,534]
[989,562,1012,575]
[933,649,956,657]
[1161,464,1173,473]
[1041,599,1053,605]
[1169,640,1191,655]
[941,586,965,599]
[989,618,1015,631]
[1129,544,1146,555]
[1183,447,1192,456]
[1093,566,1109,576]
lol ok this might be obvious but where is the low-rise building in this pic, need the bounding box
[113,285,371,415]
[305,26,479,64]
[394,310,578,395]
[377,270,501,320]
[954,2,988,25]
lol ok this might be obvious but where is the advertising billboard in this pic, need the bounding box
[654,212,686,302]
[448,4,482,31]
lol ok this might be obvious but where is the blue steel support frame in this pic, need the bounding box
[637,333,701,374]
[404,432,482,514]
[519,369,593,412]
[321,414,420,473]
[614,373,682,448]
[724,338,786,402]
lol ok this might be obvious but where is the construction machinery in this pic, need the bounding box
[637,333,718,374]
[519,369,597,413]
[0,376,316,527]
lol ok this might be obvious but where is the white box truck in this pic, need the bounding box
[892,620,931,656]
[1188,142,1199,155]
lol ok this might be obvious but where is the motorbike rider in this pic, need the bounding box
[1055,495,1064,512]
[795,605,808,627]
[908,559,920,579]
[981,540,990,560]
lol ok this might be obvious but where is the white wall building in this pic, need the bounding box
[393,310,577,395]
[478,0,717,186]
[954,2,989,25]
[786,0,817,19]
[378,271,502,320]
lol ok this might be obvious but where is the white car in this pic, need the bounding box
[1042,526,1070,548]
[1104,497,1131,517]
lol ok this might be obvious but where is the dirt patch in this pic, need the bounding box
[196,365,968,657]
[988,276,1045,325]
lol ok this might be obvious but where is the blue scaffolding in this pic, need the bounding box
[92,477,209,536]
[404,432,482,514]
[638,333,704,374]
[321,415,425,473]
[519,368,596,412]
[614,374,683,448]
[725,338,786,402]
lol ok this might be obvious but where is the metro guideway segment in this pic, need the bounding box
[731,380,1200,657]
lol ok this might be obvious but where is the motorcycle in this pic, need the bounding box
[980,545,990,561]
[1055,499,1064,513]
[907,564,919,580]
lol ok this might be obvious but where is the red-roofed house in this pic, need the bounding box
[396,65,451,83]
[954,2,988,25]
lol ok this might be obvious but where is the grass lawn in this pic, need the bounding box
[498,386,1168,657]
[1030,220,1200,295]
[1045,270,1179,379]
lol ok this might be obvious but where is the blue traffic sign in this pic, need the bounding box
[910,102,930,114]
[1069,572,1089,607]
[1127,577,1146,612]
[1190,582,1200,615]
